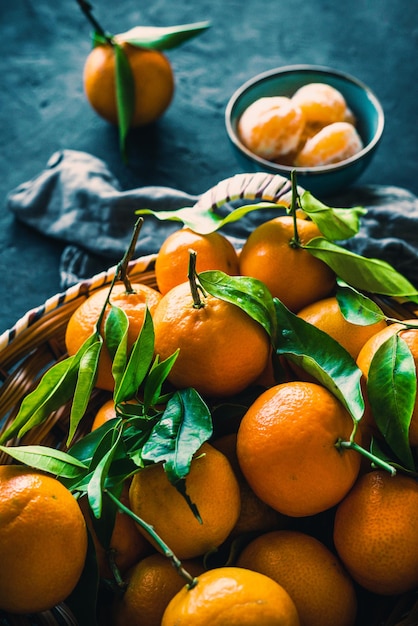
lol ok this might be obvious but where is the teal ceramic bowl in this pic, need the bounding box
[225,65,385,197]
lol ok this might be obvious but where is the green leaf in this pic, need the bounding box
[142,351,180,412]
[336,282,386,325]
[68,339,103,446]
[106,305,129,391]
[113,307,155,404]
[198,270,277,339]
[305,237,418,298]
[141,388,212,520]
[115,21,211,51]
[273,298,364,422]
[0,445,88,478]
[88,428,123,518]
[114,42,135,158]
[68,419,120,466]
[142,388,212,480]
[300,191,366,240]
[135,201,285,235]
[367,334,416,470]
[0,333,99,444]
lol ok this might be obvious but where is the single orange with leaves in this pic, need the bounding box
[239,215,336,312]
[155,227,239,295]
[84,42,175,128]
[65,282,162,391]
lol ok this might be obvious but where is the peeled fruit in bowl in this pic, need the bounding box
[238,96,305,161]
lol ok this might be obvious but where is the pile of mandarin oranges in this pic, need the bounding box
[238,82,364,168]
[2,208,418,626]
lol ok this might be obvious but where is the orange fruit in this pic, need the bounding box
[113,553,204,626]
[91,397,117,430]
[0,465,88,614]
[294,122,363,167]
[297,296,388,360]
[291,83,348,126]
[83,42,174,127]
[81,483,152,580]
[333,470,418,595]
[129,442,241,559]
[237,96,305,161]
[162,566,301,626]
[356,320,418,446]
[237,529,357,626]
[155,227,240,295]
[212,433,287,536]
[238,215,336,312]
[65,282,162,391]
[152,280,270,397]
[236,381,361,517]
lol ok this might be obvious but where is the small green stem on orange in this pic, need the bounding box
[75,0,114,45]
[94,217,143,335]
[117,216,144,294]
[336,438,397,476]
[105,489,198,587]
[289,170,301,248]
[188,249,206,309]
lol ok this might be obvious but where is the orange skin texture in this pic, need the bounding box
[356,320,418,446]
[83,42,174,127]
[129,443,241,560]
[212,433,288,536]
[152,281,270,398]
[297,296,388,360]
[0,465,88,614]
[113,553,204,626]
[155,227,240,295]
[239,215,336,313]
[237,530,357,626]
[334,470,418,595]
[65,282,162,391]
[161,566,301,626]
[236,381,361,517]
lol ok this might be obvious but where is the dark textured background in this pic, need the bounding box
[1,0,417,333]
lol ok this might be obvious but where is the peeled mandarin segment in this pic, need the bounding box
[294,121,364,167]
[291,82,348,125]
[238,96,305,160]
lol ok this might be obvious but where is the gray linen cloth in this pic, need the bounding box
[7,149,418,290]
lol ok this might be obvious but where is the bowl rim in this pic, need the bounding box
[225,64,385,176]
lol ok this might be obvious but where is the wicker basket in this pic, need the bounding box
[1,172,418,625]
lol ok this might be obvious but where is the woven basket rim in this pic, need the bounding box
[0,253,157,356]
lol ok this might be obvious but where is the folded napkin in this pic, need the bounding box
[7,149,418,290]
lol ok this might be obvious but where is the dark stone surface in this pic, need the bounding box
[1,0,417,333]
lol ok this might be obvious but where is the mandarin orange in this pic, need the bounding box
[236,381,361,517]
[334,470,418,595]
[155,227,239,295]
[113,553,204,626]
[0,465,87,614]
[238,215,336,312]
[161,566,301,626]
[152,280,270,397]
[297,296,387,360]
[129,443,241,559]
[65,282,162,391]
[83,42,174,127]
[237,529,357,626]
